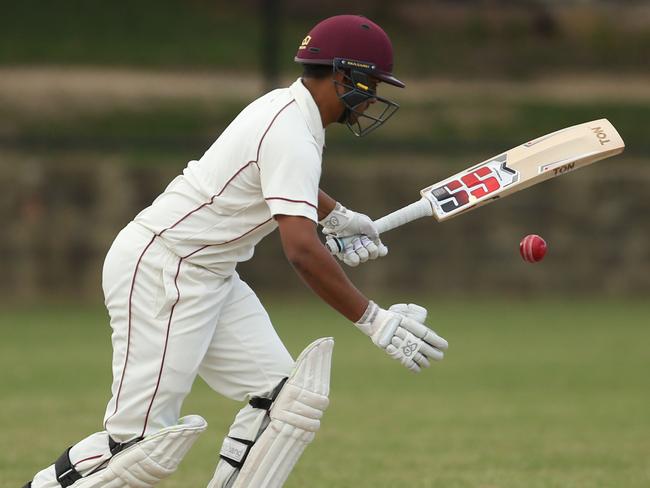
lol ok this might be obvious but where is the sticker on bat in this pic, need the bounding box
[427,154,519,216]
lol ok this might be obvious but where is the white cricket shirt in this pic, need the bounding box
[133,78,325,276]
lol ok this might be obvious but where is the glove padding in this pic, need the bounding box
[320,203,388,267]
[326,235,389,267]
[355,301,448,373]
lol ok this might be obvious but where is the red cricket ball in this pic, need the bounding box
[519,234,547,263]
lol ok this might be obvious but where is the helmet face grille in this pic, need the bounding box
[333,60,400,137]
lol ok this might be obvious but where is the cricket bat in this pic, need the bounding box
[326,118,625,253]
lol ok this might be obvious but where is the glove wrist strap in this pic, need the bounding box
[355,300,379,326]
[319,202,349,228]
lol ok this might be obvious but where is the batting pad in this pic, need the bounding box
[74,415,207,488]
[232,337,334,488]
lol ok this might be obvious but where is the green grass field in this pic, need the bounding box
[2,298,649,487]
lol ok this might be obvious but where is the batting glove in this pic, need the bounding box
[355,301,448,373]
[320,203,388,266]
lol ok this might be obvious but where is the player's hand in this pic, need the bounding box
[320,203,388,266]
[325,234,388,267]
[354,301,448,373]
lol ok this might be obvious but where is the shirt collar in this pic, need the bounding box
[289,78,326,148]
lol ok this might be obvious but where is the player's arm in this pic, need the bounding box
[317,188,389,267]
[276,213,366,320]
[275,214,448,372]
[317,189,337,221]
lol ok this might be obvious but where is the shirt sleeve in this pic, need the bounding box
[259,122,322,222]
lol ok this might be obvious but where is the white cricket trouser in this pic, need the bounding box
[30,221,293,487]
[103,221,294,439]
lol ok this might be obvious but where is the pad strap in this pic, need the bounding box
[219,436,254,469]
[52,436,138,487]
[108,435,143,456]
[221,378,288,469]
[54,447,82,487]
[219,378,289,473]
[248,377,288,411]
[248,397,273,410]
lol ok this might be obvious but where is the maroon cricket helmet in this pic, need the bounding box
[294,15,405,88]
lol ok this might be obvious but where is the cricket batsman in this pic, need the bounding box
[23,15,448,488]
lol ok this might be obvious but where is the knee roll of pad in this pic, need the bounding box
[270,382,329,432]
[67,415,207,488]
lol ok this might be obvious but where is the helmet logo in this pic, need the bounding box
[298,35,312,50]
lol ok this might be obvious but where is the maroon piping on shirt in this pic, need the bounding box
[264,196,318,211]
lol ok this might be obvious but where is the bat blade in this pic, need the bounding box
[421,118,625,222]
[325,119,625,255]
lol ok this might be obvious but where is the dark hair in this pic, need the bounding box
[302,63,334,79]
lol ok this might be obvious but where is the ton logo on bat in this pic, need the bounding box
[592,126,610,146]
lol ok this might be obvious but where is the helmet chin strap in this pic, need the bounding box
[332,77,352,125]
[337,106,351,125]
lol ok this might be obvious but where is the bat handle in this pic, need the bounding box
[325,197,433,254]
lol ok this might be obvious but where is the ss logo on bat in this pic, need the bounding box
[429,154,518,215]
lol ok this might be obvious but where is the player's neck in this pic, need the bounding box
[301,77,344,129]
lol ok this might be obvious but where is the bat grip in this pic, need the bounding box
[325,197,433,254]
